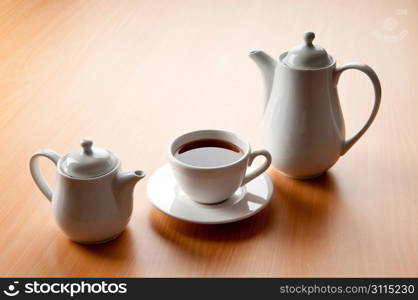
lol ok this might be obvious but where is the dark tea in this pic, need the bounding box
[175,139,244,167]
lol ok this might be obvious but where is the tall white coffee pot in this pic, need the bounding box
[250,32,381,179]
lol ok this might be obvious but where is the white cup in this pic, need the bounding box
[168,129,272,204]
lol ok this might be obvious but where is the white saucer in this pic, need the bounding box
[147,164,273,224]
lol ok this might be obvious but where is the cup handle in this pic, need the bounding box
[29,149,61,201]
[334,62,382,155]
[241,149,272,186]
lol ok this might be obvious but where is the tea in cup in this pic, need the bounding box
[168,129,272,204]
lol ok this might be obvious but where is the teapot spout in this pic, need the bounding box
[115,170,145,199]
[249,50,276,110]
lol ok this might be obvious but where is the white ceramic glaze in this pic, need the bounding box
[250,32,382,179]
[29,140,145,244]
[168,129,272,204]
[282,32,332,69]
[147,164,273,224]
[60,139,118,179]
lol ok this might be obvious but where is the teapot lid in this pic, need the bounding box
[60,139,118,178]
[282,32,332,69]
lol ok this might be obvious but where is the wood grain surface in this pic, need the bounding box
[0,0,417,277]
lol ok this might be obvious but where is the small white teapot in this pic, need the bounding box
[29,139,145,244]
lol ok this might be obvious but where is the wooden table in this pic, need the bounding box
[1,0,417,277]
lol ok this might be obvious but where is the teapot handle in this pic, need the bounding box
[29,149,61,201]
[334,63,382,155]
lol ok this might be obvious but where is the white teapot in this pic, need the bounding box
[29,139,145,244]
[250,32,381,179]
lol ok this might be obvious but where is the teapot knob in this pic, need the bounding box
[81,138,93,155]
[304,32,315,47]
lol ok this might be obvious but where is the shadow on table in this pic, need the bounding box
[149,199,274,243]
[57,228,135,261]
[269,169,342,244]
[149,169,341,259]
[148,184,278,250]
